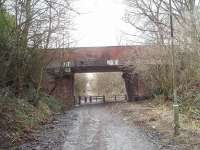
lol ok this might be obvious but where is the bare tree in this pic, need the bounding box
[0,0,76,101]
[124,0,200,135]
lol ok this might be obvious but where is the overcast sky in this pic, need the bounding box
[72,0,137,47]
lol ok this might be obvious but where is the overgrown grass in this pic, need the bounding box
[151,95,200,132]
[0,94,65,149]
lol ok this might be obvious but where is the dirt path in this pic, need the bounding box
[21,103,160,150]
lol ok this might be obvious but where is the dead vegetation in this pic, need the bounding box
[110,99,200,150]
[0,95,65,149]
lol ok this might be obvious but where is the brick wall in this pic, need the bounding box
[43,73,74,108]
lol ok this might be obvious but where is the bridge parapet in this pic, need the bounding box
[61,59,123,73]
[69,59,120,67]
[47,59,123,74]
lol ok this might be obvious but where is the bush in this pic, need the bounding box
[41,95,65,112]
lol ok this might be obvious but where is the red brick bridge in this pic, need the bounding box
[43,46,163,106]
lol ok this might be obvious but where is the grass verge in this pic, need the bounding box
[0,94,65,149]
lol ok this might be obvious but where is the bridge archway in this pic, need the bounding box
[74,72,127,104]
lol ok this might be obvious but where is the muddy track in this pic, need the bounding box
[21,103,161,150]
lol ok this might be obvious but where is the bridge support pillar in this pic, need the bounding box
[43,73,75,107]
[122,72,147,101]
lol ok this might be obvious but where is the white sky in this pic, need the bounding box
[72,0,137,47]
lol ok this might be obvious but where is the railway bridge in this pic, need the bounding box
[43,46,163,106]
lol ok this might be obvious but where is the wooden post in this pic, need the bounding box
[74,96,76,105]
[115,95,117,101]
[90,96,92,103]
[85,96,87,103]
[125,95,128,101]
[79,96,81,105]
[103,96,105,103]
